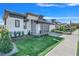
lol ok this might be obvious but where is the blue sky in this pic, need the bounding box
[0,3,79,24]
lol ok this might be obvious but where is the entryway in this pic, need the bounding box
[31,20,36,35]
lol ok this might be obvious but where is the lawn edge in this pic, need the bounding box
[38,39,64,56]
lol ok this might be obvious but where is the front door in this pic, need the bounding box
[31,20,36,35]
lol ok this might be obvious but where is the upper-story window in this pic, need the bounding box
[15,20,20,27]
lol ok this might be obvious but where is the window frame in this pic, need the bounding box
[15,20,20,27]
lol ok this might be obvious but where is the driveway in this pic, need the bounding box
[46,30,79,56]
[48,32,62,37]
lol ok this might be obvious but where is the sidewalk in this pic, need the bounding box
[46,30,79,56]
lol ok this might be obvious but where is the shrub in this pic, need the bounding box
[14,31,17,37]
[58,25,67,31]
[22,31,24,36]
[19,31,21,37]
[0,27,13,53]
[52,25,73,33]
[28,31,30,35]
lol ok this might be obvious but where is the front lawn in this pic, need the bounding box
[13,35,63,56]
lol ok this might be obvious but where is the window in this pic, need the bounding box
[40,24,49,33]
[15,20,20,27]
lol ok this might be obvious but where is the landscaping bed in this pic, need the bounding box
[13,35,63,56]
[52,29,72,35]
[51,24,77,35]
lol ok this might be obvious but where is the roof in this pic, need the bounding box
[4,9,44,18]
[4,9,26,17]
[34,19,51,24]
[3,9,55,24]
[50,20,62,25]
[26,12,44,17]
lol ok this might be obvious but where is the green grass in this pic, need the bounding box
[38,39,63,56]
[13,35,63,56]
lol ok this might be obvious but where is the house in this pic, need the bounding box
[49,23,56,32]
[3,10,53,37]
[49,19,62,32]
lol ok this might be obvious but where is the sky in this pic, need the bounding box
[0,3,79,24]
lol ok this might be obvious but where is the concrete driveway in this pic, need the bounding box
[46,30,79,56]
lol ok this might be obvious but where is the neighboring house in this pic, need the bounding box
[3,10,52,37]
[49,23,56,32]
[55,21,62,29]
[49,20,62,32]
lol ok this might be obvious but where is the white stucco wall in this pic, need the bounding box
[27,15,40,35]
[6,16,29,35]
[27,15,39,20]
[5,14,40,35]
[5,14,50,36]
[49,24,56,32]
[36,23,40,35]
[27,19,31,33]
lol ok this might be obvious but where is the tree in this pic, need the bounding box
[0,27,13,53]
[59,25,66,31]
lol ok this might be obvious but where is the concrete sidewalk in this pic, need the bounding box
[46,30,79,56]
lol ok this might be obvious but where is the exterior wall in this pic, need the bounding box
[5,13,50,36]
[55,24,60,29]
[27,19,31,33]
[5,14,40,36]
[27,14,40,35]
[40,23,49,34]
[35,23,49,35]
[6,16,29,35]
[27,15,39,20]
[31,20,36,35]
[36,23,40,35]
[49,24,56,32]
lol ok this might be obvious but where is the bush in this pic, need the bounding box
[52,29,62,33]
[52,25,73,33]
[0,27,13,53]
[22,31,24,36]
[14,31,17,37]
[28,31,30,35]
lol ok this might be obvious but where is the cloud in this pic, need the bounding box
[37,3,79,7]
[44,16,79,19]
[37,3,57,7]
[37,3,65,7]
[67,3,79,6]
[44,16,79,23]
